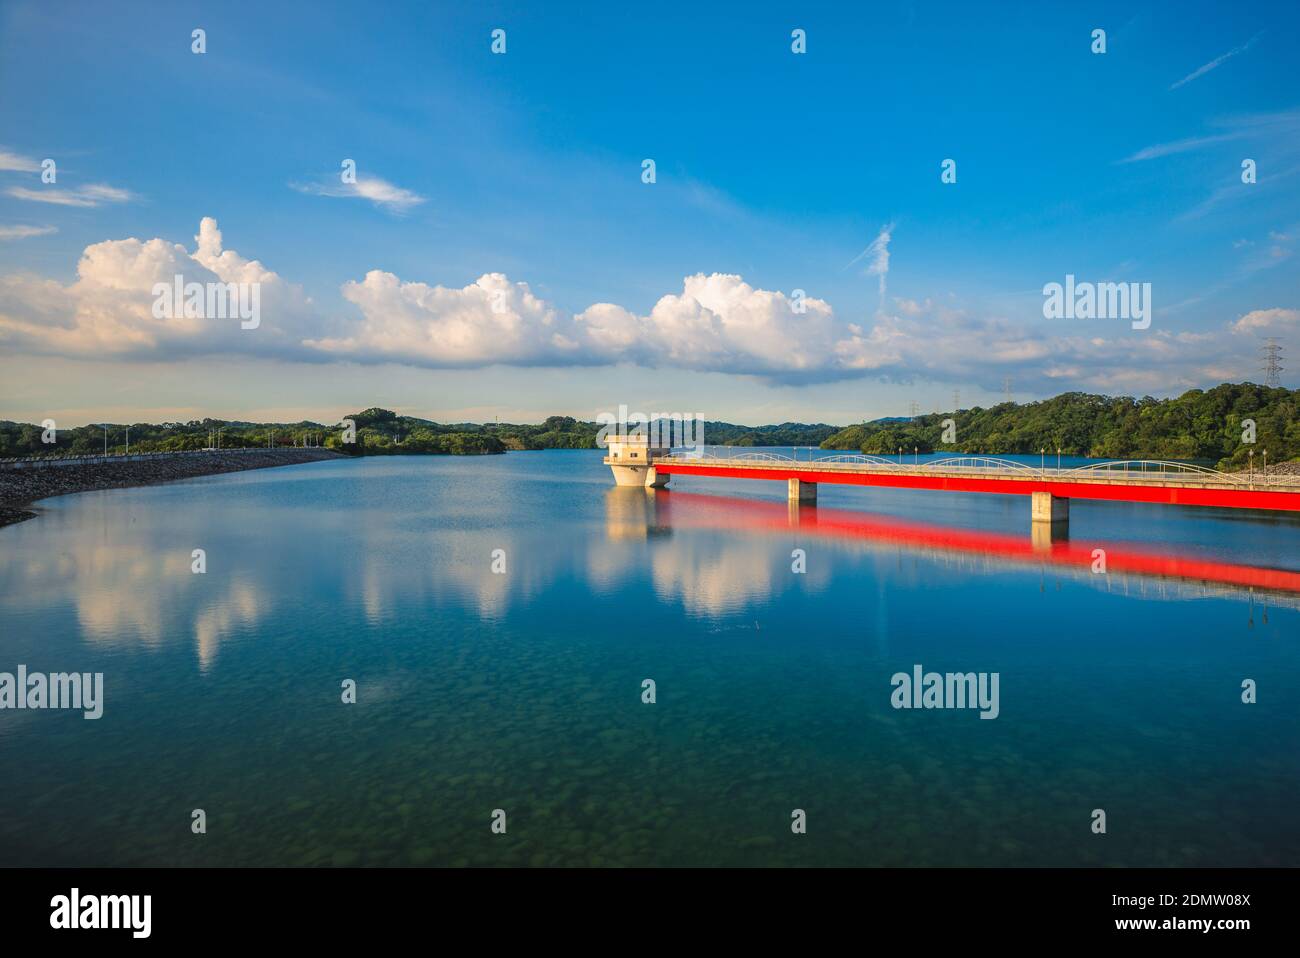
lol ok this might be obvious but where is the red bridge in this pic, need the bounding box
[604,442,1300,537]
[641,490,1300,601]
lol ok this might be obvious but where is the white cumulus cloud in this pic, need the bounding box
[0,218,313,358]
[1,221,1292,396]
[309,272,569,365]
[578,274,837,377]
[1231,307,1299,334]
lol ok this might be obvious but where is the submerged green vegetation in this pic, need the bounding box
[820,384,1299,469]
[1,383,1293,468]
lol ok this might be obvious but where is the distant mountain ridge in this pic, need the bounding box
[3,383,1294,467]
[0,410,840,457]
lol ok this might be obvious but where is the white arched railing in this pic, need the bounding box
[1059,460,1247,484]
[921,456,1039,472]
[818,454,904,467]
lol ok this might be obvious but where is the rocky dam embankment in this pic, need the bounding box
[0,448,344,527]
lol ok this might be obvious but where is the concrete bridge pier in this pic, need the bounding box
[788,478,817,503]
[1031,490,1069,543]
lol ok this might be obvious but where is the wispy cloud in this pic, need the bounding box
[1169,34,1261,90]
[681,179,747,220]
[6,183,135,207]
[1119,109,1300,165]
[291,174,426,214]
[846,222,895,301]
[0,224,57,240]
[1179,160,1300,221]
[1118,132,1242,163]
[0,148,42,172]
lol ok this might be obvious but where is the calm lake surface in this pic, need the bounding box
[2,449,1298,866]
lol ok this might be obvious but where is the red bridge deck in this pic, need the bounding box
[646,455,1300,512]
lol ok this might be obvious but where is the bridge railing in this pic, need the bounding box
[654,451,1299,488]
[1056,459,1248,485]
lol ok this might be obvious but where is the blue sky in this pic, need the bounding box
[1,0,1297,426]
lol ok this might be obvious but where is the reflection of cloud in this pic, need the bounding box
[193,578,262,672]
[1,529,266,670]
[350,520,546,623]
[361,564,387,624]
[587,490,665,591]
[651,539,775,616]
[346,486,805,621]
[73,544,189,650]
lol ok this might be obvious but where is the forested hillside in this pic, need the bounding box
[821,384,1298,469]
[4,384,1293,468]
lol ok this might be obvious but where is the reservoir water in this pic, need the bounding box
[1,450,1297,866]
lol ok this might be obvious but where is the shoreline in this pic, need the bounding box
[4,448,1295,531]
[0,448,345,529]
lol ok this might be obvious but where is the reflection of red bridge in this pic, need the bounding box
[648,491,1300,599]
[630,453,1300,534]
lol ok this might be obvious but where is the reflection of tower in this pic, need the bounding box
[1261,338,1283,388]
[603,487,670,540]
